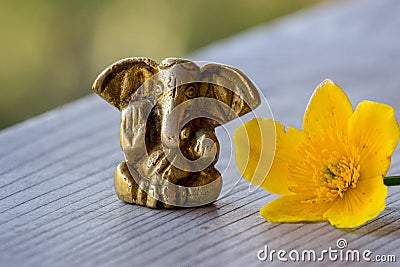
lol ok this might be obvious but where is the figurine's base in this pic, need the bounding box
[114,161,222,208]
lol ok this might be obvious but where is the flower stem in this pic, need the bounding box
[384,176,400,186]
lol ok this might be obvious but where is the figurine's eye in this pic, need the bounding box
[155,82,164,96]
[185,86,196,98]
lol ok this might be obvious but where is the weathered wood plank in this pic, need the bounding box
[0,96,108,158]
[1,0,400,266]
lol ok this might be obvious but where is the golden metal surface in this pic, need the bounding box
[93,57,260,208]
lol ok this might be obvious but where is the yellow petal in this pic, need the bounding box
[303,79,353,138]
[260,195,330,223]
[264,124,304,195]
[348,101,400,180]
[234,118,304,195]
[233,118,276,190]
[323,176,387,228]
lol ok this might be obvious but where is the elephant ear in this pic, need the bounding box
[200,63,261,124]
[92,57,158,110]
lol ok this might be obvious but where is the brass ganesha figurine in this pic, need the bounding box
[93,57,260,208]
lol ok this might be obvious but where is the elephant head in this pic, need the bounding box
[93,57,259,118]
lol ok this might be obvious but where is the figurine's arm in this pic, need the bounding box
[120,100,152,163]
[193,130,219,163]
[180,126,219,163]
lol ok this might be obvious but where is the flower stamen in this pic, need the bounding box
[317,156,360,201]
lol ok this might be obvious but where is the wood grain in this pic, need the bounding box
[1,0,400,266]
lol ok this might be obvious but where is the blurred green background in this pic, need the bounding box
[0,0,320,129]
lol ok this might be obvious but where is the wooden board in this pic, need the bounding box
[1,0,400,266]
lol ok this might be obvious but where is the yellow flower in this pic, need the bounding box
[234,79,399,228]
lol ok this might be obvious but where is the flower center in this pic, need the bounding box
[316,157,360,202]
